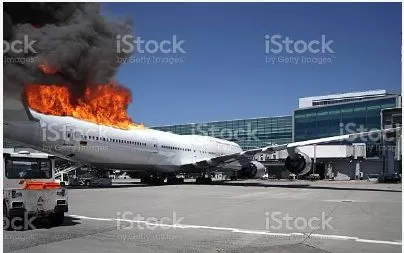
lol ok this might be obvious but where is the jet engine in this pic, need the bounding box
[284,151,312,176]
[240,161,266,179]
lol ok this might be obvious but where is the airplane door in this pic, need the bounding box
[191,143,198,162]
[64,125,76,145]
[151,138,158,153]
[147,138,159,165]
[217,142,223,156]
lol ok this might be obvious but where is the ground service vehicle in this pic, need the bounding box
[3,151,68,230]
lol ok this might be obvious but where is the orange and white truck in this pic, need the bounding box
[3,151,68,230]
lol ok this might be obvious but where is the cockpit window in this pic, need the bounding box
[5,158,52,179]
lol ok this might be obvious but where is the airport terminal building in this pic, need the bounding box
[153,90,402,180]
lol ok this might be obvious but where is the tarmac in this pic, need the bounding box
[4,179,402,253]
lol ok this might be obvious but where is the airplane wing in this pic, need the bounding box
[181,127,401,169]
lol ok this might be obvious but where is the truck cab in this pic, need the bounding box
[3,151,68,230]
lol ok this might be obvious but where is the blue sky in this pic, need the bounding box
[103,3,401,126]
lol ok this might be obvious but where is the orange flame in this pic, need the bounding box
[24,66,144,130]
[39,64,58,75]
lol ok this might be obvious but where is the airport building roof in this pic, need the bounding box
[298,89,394,108]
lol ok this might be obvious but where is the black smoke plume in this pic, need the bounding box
[3,3,133,101]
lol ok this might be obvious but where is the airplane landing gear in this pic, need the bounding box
[196,177,212,184]
[196,171,212,184]
[166,174,184,185]
[140,173,165,185]
[230,172,238,181]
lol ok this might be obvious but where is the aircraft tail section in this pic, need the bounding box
[4,96,38,122]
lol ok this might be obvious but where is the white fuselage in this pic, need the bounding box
[4,110,243,173]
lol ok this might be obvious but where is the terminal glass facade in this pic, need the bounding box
[153,116,293,150]
[294,96,399,142]
[153,95,400,153]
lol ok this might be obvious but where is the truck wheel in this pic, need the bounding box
[3,204,11,230]
[50,213,64,226]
